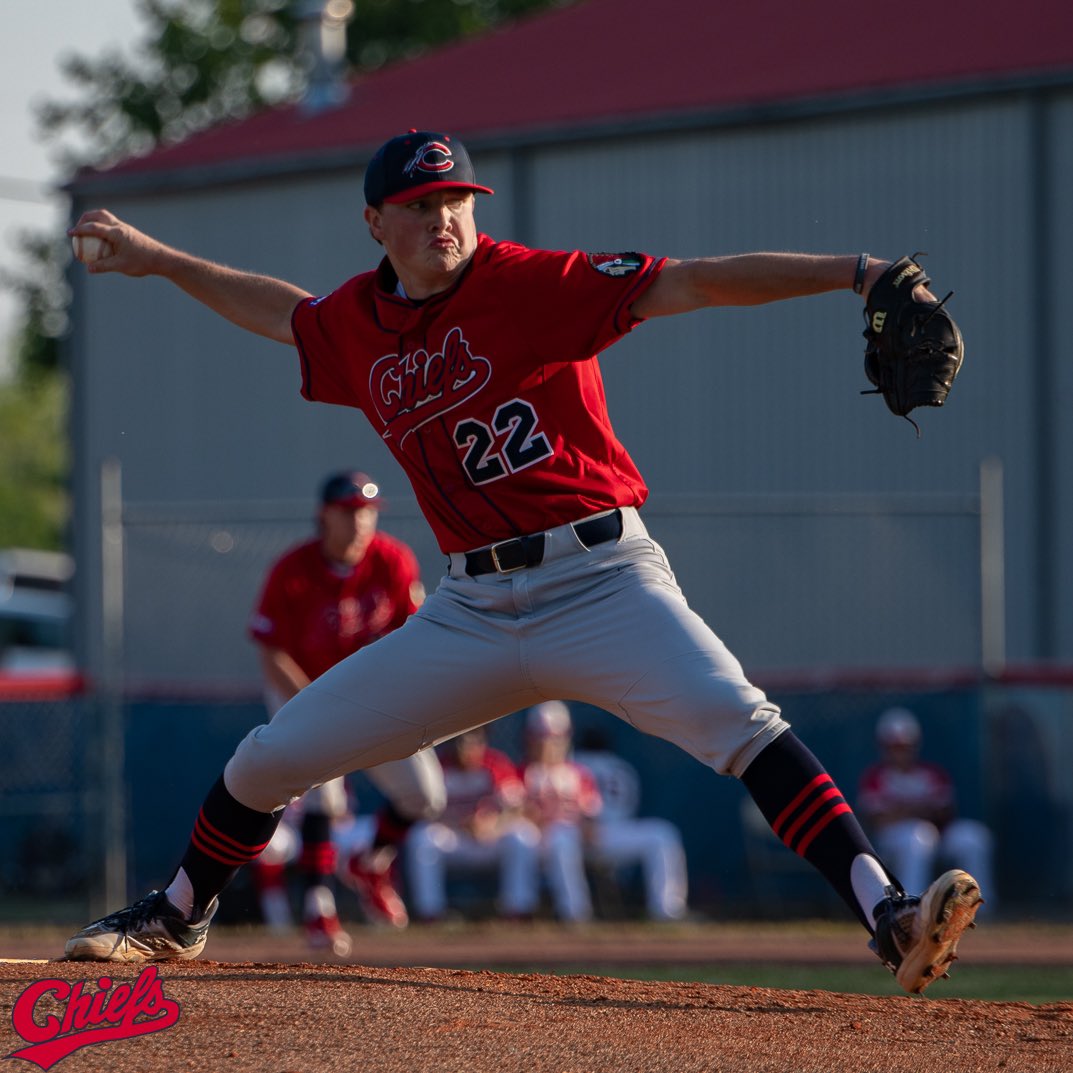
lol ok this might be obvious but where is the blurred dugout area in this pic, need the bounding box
[3,672,1071,926]
[3,502,1072,924]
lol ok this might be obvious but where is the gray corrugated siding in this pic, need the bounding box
[69,85,1073,684]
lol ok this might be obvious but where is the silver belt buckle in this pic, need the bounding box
[489,539,526,574]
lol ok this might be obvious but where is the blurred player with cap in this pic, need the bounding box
[858,708,994,908]
[247,469,445,948]
[522,702,602,922]
[405,725,541,922]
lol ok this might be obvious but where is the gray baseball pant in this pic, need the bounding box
[225,507,788,814]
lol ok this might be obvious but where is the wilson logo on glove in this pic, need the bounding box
[861,254,964,436]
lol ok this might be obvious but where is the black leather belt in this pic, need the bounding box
[463,509,623,576]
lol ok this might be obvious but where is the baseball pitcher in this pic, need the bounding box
[65,129,977,994]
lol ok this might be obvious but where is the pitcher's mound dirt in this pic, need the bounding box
[2,922,1070,1072]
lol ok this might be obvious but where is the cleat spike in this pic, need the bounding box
[874,869,982,996]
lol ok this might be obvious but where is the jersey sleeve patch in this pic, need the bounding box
[587,252,644,277]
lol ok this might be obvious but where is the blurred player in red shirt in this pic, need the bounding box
[522,702,603,922]
[406,726,541,921]
[248,471,444,951]
[858,708,994,909]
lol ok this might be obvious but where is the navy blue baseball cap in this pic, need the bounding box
[363,130,494,206]
[320,471,383,509]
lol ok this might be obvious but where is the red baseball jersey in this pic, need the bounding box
[522,760,602,827]
[857,761,956,824]
[248,533,420,680]
[438,746,525,828]
[292,235,666,552]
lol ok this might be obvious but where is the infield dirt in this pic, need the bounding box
[2,921,1070,1073]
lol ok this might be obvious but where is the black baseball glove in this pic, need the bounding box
[861,255,964,435]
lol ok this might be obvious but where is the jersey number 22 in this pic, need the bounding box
[454,398,552,485]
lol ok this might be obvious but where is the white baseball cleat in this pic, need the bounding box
[870,869,983,994]
[64,890,218,962]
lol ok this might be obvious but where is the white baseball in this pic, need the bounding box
[71,235,111,264]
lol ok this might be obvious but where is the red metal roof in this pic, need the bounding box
[84,0,1073,183]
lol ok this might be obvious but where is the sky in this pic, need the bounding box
[0,0,142,368]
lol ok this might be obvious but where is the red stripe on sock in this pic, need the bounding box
[191,814,271,867]
[300,842,337,876]
[795,801,853,856]
[772,774,832,839]
[196,811,272,858]
[782,785,845,850]
[190,828,249,866]
[191,825,252,866]
[254,861,286,890]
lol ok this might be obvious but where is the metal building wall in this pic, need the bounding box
[68,159,518,685]
[515,96,1047,673]
[69,86,1073,686]
[1047,92,1073,660]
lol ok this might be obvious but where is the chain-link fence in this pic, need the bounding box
[109,486,998,687]
[0,682,94,922]
[122,511,349,688]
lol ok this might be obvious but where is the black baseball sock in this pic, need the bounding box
[175,775,283,918]
[372,799,414,849]
[299,810,337,890]
[740,731,891,930]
